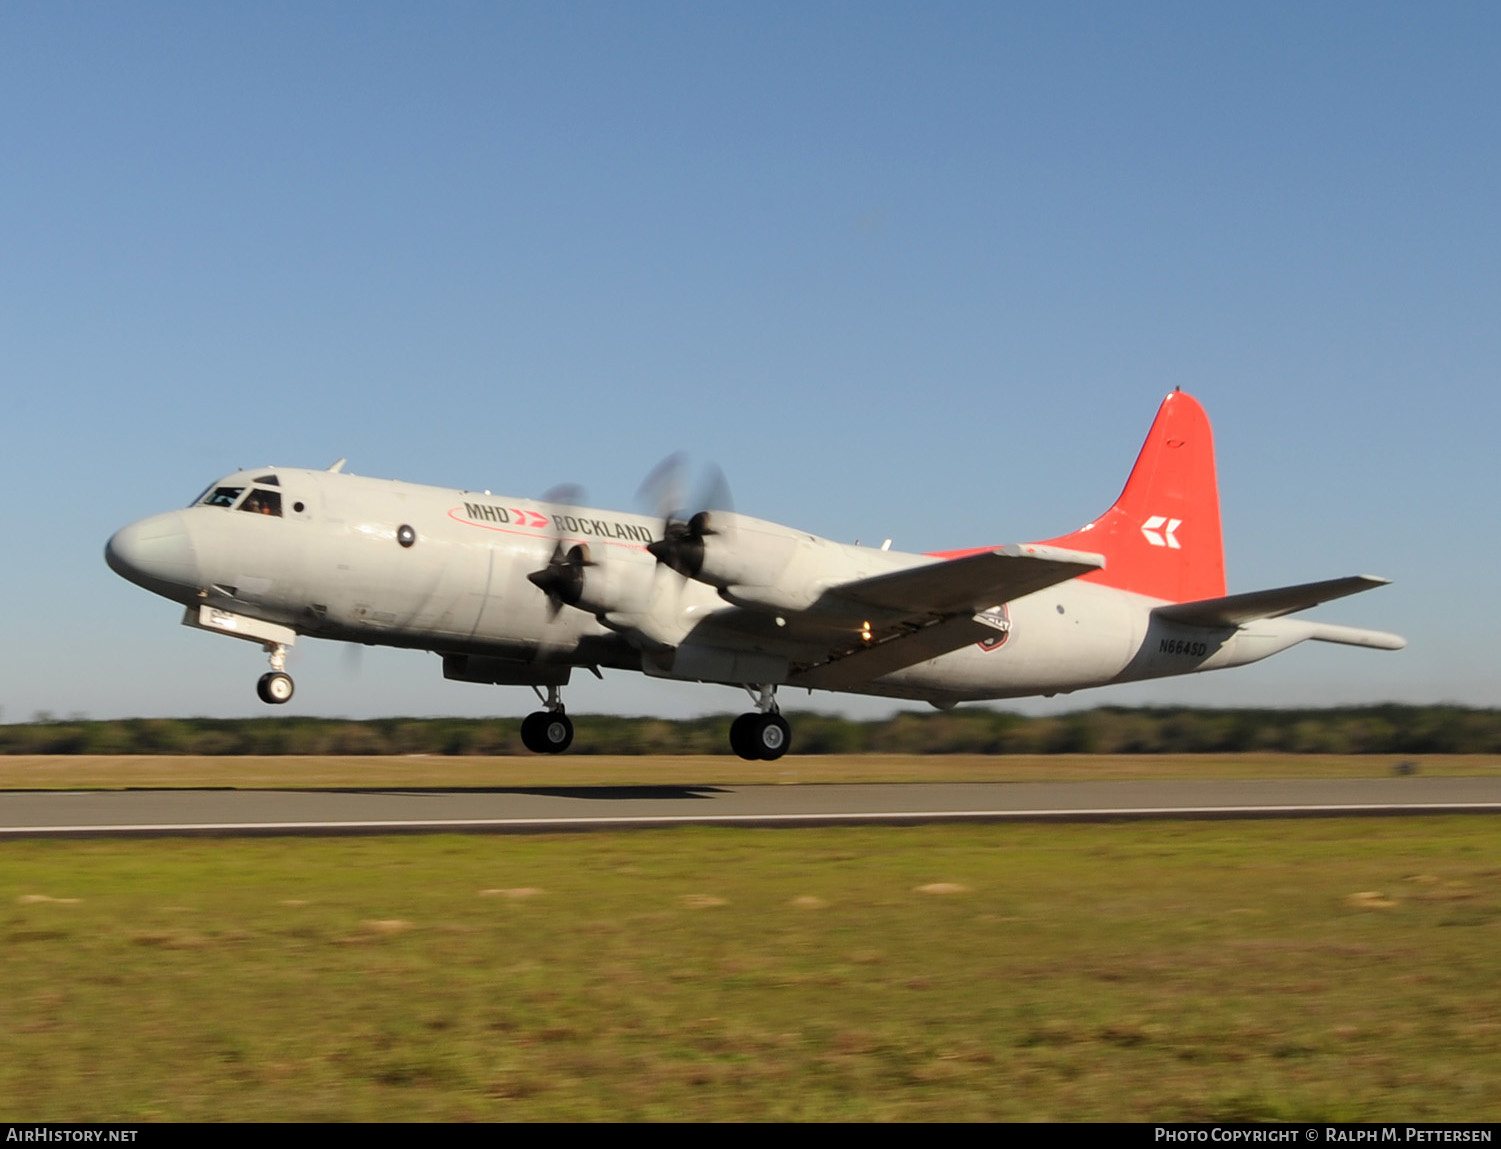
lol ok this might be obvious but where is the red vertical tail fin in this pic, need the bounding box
[1042,390,1226,603]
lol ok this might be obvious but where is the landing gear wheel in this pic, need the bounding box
[730,712,791,760]
[521,710,574,754]
[256,671,294,705]
[729,712,760,760]
[751,713,791,761]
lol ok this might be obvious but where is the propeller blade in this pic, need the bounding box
[635,452,688,521]
[695,463,733,515]
[541,482,587,506]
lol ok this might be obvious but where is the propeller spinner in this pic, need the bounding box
[526,541,594,616]
[646,511,716,578]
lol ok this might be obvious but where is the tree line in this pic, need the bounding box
[3,705,1497,756]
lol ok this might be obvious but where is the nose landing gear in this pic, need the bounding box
[256,642,294,705]
[520,684,574,754]
[182,606,300,708]
[256,671,294,704]
[730,684,791,761]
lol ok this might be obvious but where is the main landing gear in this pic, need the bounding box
[729,684,791,761]
[255,642,294,705]
[520,684,574,754]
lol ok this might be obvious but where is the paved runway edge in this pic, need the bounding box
[6,801,1501,839]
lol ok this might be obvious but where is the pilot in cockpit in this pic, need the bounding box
[197,481,281,516]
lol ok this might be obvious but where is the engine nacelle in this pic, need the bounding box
[689,512,914,616]
[565,543,659,619]
[560,544,697,652]
[693,513,801,592]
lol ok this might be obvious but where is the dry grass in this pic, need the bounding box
[0,752,1495,791]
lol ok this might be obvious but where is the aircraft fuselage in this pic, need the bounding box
[108,467,1345,705]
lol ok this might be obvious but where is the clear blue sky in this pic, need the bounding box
[3,2,1497,721]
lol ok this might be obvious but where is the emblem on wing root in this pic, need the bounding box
[976,605,1011,651]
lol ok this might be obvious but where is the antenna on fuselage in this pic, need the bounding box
[327,458,347,473]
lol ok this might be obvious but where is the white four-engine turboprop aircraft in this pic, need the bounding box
[106,391,1404,759]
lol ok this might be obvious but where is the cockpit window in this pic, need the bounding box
[253,474,279,485]
[239,488,283,517]
[202,486,244,508]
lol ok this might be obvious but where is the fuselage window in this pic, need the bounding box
[239,488,283,517]
[203,486,244,508]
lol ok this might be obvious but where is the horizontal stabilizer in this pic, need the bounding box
[1305,622,1407,651]
[830,543,1104,618]
[1154,574,1391,627]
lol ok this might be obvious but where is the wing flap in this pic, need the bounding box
[1153,574,1391,627]
[787,613,1005,691]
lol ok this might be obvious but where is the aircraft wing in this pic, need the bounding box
[820,543,1104,618]
[781,544,1104,690]
[1152,574,1391,627]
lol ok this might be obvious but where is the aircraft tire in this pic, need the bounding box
[729,712,761,760]
[256,672,294,705]
[750,713,791,761]
[521,710,574,755]
[520,713,541,752]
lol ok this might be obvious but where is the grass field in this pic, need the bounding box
[3,789,1500,1120]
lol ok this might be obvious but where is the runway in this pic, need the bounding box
[2,776,1500,837]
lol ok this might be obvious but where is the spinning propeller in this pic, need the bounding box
[636,454,733,581]
[525,456,733,619]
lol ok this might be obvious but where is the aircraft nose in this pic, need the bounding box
[105,512,200,597]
